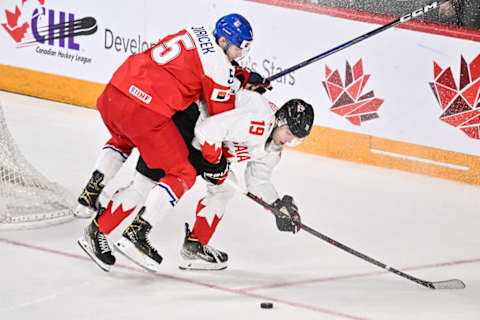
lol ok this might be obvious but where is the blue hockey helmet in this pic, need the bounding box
[213,13,253,50]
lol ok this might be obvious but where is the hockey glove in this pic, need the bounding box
[201,155,229,185]
[234,66,272,94]
[271,195,301,234]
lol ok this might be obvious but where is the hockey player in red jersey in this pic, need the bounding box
[76,13,271,271]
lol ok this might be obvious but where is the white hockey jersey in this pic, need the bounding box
[194,90,283,203]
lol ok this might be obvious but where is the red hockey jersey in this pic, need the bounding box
[110,26,238,117]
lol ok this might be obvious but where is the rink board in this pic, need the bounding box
[1,0,480,185]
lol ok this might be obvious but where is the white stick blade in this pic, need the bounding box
[432,279,465,289]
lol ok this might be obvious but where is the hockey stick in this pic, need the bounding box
[268,0,450,81]
[226,179,465,290]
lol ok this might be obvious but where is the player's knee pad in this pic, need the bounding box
[160,160,197,200]
[140,180,180,227]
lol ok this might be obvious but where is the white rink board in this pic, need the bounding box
[1,0,480,155]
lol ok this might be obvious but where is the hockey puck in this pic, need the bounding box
[260,302,273,309]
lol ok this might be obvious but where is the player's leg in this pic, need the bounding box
[115,159,196,272]
[114,118,197,272]
[179,175,235,270]
[74,84,134,218]
[79,101,201,272]
[74,141,131,218]
[78,171,155,271]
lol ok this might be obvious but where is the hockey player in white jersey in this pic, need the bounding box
[179,90,314,270]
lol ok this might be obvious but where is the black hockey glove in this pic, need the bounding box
[234,66,272,94]
[271,195,301,234]
[201,155,229,185]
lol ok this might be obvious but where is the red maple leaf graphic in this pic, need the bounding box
[97,200,136,234]
[429,54,480,139]
[322,59,384,126]
[201,140,221,164]
[1,5,29,42]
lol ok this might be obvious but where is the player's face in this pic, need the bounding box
[226,44,244,61]
[218,37,245,61]
[272,125,297,146]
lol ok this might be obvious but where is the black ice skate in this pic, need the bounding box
[114,208,163,272]
[74,170,105,218]
[77,214,116,272]
[179,223,228,271]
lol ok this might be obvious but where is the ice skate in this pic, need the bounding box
[77,217,116,272]
[179,223,228,271]
[74,170,105,218]
[114,208,163,272]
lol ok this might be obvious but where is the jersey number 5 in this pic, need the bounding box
[249,121,265,136]
[152,33,195,65]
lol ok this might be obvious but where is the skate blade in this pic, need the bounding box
[178,256,227,271]
[73,204,95,219]
[114,238,162,273]
[77,238,111,272]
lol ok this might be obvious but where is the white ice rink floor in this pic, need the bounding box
[0,90,479,320]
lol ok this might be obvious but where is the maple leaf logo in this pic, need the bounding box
[1,0,45,43]
[200,140,221,164]
[429,54,480,139]
[1,5,29,42]
[322,59,384,126]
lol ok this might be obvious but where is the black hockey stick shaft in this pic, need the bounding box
[268,0,450,81]
[299,223,435,288]
[226,180,465,289]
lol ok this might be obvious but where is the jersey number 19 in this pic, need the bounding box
[249,121,265,136]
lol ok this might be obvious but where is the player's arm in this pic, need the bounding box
[231,60,272,94]
[200,65,238,116]
[195,106,252,159]
[244,147,281,204]
[194,107,254,184]
[245,145,301,234]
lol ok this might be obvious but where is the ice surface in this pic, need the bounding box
[0,91,479,320]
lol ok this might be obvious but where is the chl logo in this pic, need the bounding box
[322,59,384,126]
[1,0,97,50]
[429,54,480,139]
